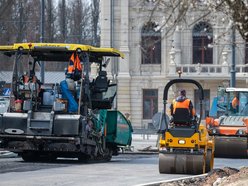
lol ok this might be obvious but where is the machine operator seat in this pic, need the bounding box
[91,71,113,110]
[92,71,109,93]
[172,108,192,127]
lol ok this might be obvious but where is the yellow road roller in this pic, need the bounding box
[158,79,214,174]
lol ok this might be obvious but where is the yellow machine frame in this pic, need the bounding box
[0,43,124,58]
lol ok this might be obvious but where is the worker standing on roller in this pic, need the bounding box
[170,89,196,125]
[231,92,239,112]
[60,52,83,113]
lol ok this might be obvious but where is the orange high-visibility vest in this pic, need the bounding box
[205,116,214,125]
[67,53,82,75]
[172,98,195,116]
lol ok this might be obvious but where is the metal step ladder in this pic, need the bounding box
[27,111,54,135]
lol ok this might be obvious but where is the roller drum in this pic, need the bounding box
[159,152,204,174]
[214,136,247,158]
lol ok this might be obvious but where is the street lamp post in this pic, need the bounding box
[230,26,236,87]
[40,0,45,83]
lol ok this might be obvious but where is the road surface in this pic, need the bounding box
[0,154,247,186]
[0,134,247,186]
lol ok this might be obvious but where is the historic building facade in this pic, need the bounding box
[100,0,248,129]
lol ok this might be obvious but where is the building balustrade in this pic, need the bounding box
[168,63,248,78]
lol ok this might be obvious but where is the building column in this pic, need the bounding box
[100,0,113,83]
[100,0,111,47]
[119,0,130,77]
[117,0,131,116]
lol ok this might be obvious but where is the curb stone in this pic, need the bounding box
[133,173,208,186]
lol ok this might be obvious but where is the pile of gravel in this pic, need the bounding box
[160,167,248,186]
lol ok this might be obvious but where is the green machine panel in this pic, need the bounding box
[106,110,132,146]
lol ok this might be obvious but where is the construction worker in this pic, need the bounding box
[231,92,239,112]
[170,89,196,125]
[66,52,82,81]
[60,52,83,113]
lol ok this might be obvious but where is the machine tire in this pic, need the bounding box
[104,148,113,162]
[38,154,57,162]
[21,152,38,162]
[78,154,90,163]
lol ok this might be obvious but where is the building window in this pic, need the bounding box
[143,89,158,119]
[194,89,210,119]
[193,22,213,64]
[141,22,161,64]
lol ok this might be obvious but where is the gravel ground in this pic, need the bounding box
[160,167,248,186]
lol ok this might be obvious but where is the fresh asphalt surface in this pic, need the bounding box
[0,134,247,186]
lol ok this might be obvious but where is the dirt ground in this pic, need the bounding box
[160,167,248,186]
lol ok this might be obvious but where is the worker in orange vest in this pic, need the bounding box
[231,92,240,113]
[66,52,82,81]
[170,89,196,123]
[60,52,83,113]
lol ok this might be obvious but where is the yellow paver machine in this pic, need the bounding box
[0,43,133,162]
[158,79,214,174]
